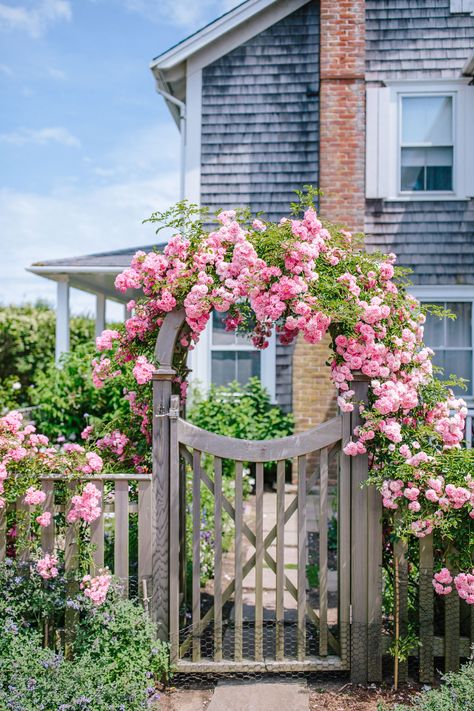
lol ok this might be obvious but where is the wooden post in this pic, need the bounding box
[349,373,371,684]
[151,309,186,641]
[419,535,434,683]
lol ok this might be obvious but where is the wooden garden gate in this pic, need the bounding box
[150,310,382,683]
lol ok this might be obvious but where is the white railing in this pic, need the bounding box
[466,409,474,449]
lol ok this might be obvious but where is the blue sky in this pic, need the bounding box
[0,0,236,315]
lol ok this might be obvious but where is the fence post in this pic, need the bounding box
[151,309,186,641]
[152,366,174,641]
[349,372,382,684]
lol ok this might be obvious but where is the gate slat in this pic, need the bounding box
[65,483,79,653]
[90,481,104,570]
[214,457,223,662]
[255,461,264,662]
[319,448,328,657]
[41,480,55,554]
[138,480,152,600]
[0,502,6,561]
[297,455,307,661]
[419,535,434,683]
[234,461,243,663]
[114,480,129,596]
[276,459,285,661]
[169,402,180,666]
[367,482,382,682]
[192,450,202,662]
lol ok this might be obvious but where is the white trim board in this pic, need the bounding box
[151,0,308,71]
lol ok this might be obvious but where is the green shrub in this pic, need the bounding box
[385,662,474,710]
[188,377,294,442]
[30,342,131,442]
[0,302,94,411]
[0,559,172,710]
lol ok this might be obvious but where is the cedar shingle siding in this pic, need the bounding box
[200,1,319,411]
[365,0,474,286]
[366,0,474,80]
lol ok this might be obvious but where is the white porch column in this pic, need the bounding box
[55,277,70,364]
[95,293,106,338]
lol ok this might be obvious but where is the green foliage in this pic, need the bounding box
[0,559,172,710]
[306,563,320,589]
[188,377,294,442]
[386,662,474,710]
[30,341,131,443]
[0,303,94,411]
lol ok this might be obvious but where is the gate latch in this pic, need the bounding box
[169,394,180,419]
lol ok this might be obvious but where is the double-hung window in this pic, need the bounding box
[400,94,454,193]
[202,310,276,399]
[422,300,473,398]
[365,80,474,200]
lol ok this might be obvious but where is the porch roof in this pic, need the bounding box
[27,243,165,303]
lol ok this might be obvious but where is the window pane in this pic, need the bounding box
[423,306,445,348]
[432,350,472,396]
[212,310,235,346]
[446,302,472,347]
[401,147,453,191]
[236,351,261,384]
[211,351,236,385]
[402,96,453,144]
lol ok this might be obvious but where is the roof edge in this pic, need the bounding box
[150,0,278,71]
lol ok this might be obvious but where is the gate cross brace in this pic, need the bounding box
[178,446,340,657]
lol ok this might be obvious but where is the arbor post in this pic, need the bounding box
[348,372,382,683]
[151,309,186,641]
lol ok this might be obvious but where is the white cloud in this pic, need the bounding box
[0,64,13,76]
[0,0,71,38]
[0,126,80,147]
[47,67,66,80]
[120,0,240,30]
[0,122,180,312]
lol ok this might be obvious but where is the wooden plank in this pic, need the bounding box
[114,480,129,596]
[394,538,409,685]
[17,498,30,562]
[367,483,383,682]
[350,375,369,684]
[178,416,342,462]
[297,455,307,662]
[214,457,223,662]
[152,376,172,640]
[234,461,243,662]
[169,397,180,666]
[255,462,264,662]
[41,473,151,481]
[276,459,285,661]
[445,573,460,672]
[176,656,347,674]
[192,449,202,662]
[90,481,104,570]
[339,411,351,667]
[65,483,79,656]
[40,480,55,555]
[138,480,152,602]
[419,535,434,683]
[319,448,328,657]
[0,503,6,561]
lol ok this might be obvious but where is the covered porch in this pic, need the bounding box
[27,245,160,362]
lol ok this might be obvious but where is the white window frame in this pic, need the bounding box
[187,317,277,402]
[366,79,474,200]
[409,285,474,402]
[398,91,456,197]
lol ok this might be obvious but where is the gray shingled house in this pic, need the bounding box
[28,0,474,418]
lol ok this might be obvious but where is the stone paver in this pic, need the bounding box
[158,689,212,711]
[207,681,309,711]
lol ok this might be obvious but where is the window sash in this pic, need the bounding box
[399,93,456,194]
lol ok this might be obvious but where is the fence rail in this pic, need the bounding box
[0,473,152,600]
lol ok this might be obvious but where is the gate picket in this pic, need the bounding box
[192,450,201,662]
[234,461,244,662]
[255,461,264,662]
[297,455,307,662]
[214,456,223,662]
[276,460,285,661]
[319,447,328,657]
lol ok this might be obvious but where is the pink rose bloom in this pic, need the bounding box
[36,512,52,527]
[96,329,120,352]
[24,487,46,506]
[132,355,155,385]
[81,571,112,605]
[36,554,59,580]
[81,425,94,441]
